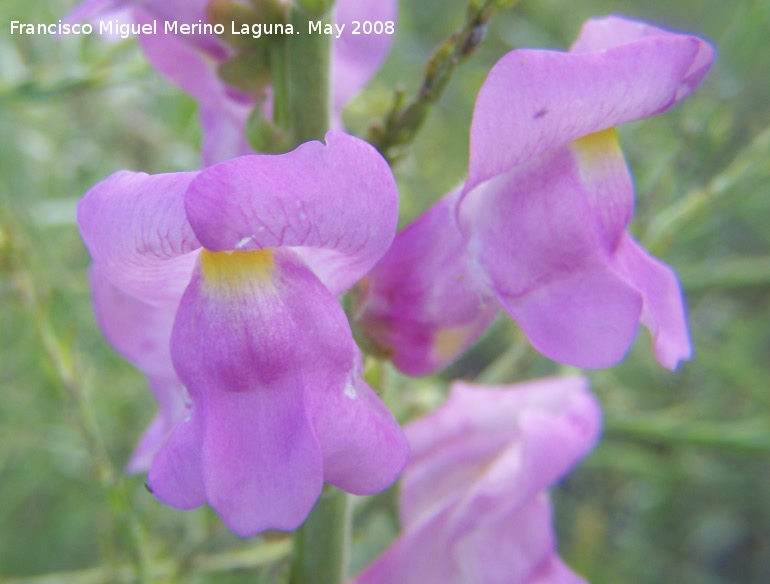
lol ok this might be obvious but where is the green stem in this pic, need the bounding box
[270,37,290,131]
[476,326,533,384]
[643,122,770,254]
[367,0,520,162]
[3,539,292,584]
[677,255,770,291]
[605,416,770,453]
[286,9,331,146]
[289,486,350,584]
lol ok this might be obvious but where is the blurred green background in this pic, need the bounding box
[1,0,769,582]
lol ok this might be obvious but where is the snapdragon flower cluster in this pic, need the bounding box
[74,2,713,581]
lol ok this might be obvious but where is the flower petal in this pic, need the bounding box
[148,405,206,510]
[454,497,588,583]
[403,377,600,526]
[353,511,459,584]
[199,384,323,536]
[126,414,169,474]
[89,263,179,376]
[125,374,188,474]
[398,420,508,530]
[356,189,498,375]
[500,266,642,367]
[136,15,231,107]
[571,15,714,100]
[454,495,559,584]
[448,386,600,532]
[613,234,692,368]
[90,264,188,472]
[185,131,398,294]
[308,375,409,495]
[126,374,189,473]
[77,170,201,303]
[463,141,643,367]
[466,31,714,192]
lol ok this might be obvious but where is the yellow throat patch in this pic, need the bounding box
[200,248,275,292]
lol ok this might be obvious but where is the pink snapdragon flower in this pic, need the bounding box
[355,16,714,374]
[353,377,601,584]
[68,0,397,164]
[78,131,409,536]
